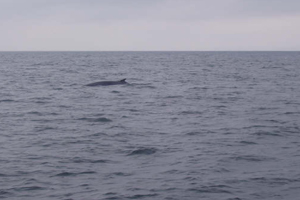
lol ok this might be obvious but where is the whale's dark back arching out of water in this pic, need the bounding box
[86,79,127,86]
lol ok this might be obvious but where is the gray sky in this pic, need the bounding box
[1,0,300,51]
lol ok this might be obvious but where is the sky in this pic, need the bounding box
[0,0,300,51]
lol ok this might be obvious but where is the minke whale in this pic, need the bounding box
[86,79,127,86]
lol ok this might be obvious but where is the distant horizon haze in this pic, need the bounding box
[1,0,300,51]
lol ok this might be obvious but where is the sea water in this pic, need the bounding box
[0,51,300,200]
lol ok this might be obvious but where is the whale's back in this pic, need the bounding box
[86,79,127,86]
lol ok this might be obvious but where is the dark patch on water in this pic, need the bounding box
[165,95,183,99]
[253,131,282,137]
[239,140,257,145]
[0,173,8,177]
[53,87,63,90]
[180,110,203,115]
[54,171,97,177]
[111,90,120,93]
[250,177,300,185]
[90,132,108,137]
[128,147,158,156]
[230,155,275,162]
[112,172,132,176]
[27,111,44,116]
[14,186,46,191]
[0,190,12,196]
[188,185,232,194]
[106,172,134,179]
[34,101,50,104]
[0,99,15,102]
[126,193,159,199]
[35,126,55,132]
[77,117,112,122]
[70,157,110,164]
[185,131,204,136]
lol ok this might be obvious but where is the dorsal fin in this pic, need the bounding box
[119,78,126,82]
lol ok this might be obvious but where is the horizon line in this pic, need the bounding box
[0,50,299,52]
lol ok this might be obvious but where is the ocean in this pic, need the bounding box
[0,51,300,200]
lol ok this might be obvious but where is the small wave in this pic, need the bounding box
[161,169,181,175]
[188,185,232,194]
[27,111,43,116]
[0,190,12,196]
[106,172,133,178]
[111,90,120,93]
[253,131,282,137]
[104,192,118,196]
[185,131,203,136]
[0,99,15,102]
[284,111,300,115]
[128,109,139,112]
[14,186,46,191]
[231,155,275,162]
[239,141,257,145]
[77,117,112,123]
[103,196,123,200]
[138,85,157,89]
[150,187,178,192]
[35,126,55,132]
[128,147,157,156]
[32,97,53,100]
[54,171,96,177]
[165,95,183,99]
[180,111,203,115]
[250,177,300,185]
[92,117,112,122]
[71,158,109,164]
[126,193,158,199]
[28,111,58,116]
[89,132,109,137]
[34,101,50,104]
[53,87,63,90]
[190,86,209,90]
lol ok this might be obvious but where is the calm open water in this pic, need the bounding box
[0,51,300,200]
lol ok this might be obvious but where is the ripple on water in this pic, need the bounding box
[89,132,109,137]
[69,157,110,164]
[54,171,97,177]
[239,140,257,145]
[77,117,112,123]
[0,99,15,102]
[2,51,300,200]
[13,186,46,191]
[250,177,300,185]
[125,193,159,199]
[111,90,120,93]
[253,131,282,137]
[0,190,12,197]
[127,147,158,156]
[185,131,204,136]
[187,185,233,194]
[105,172,134,179]
[229,155,276,162]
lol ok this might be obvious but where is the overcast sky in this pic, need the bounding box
[1,0,300,51]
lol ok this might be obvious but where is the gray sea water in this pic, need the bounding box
[0,51,300,200]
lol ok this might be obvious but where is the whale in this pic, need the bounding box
[86,79,127,86]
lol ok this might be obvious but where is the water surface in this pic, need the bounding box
[0,51,300,200]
